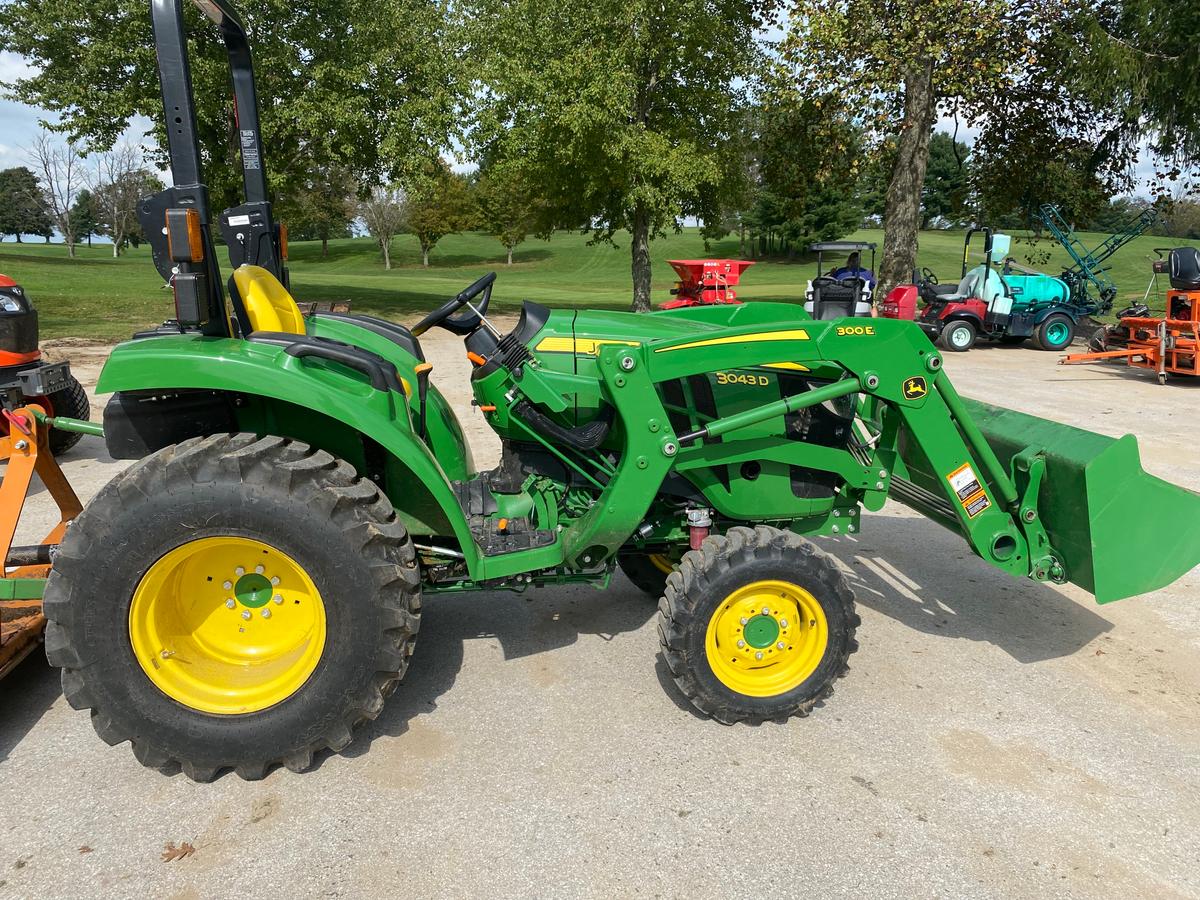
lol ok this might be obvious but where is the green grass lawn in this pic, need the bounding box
[1,226,1197,341]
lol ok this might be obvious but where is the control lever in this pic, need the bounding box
[415,362,434,441]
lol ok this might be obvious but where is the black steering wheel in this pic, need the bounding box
[921,267,939,285]
[411,272,497,337]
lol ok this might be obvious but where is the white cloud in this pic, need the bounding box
[0,52,35,86]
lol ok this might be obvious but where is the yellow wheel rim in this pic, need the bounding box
[649,553,675,575]
[129,537,327,715]
[704,580,829,697]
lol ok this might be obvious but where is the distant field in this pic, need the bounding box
[1,227,1197,340]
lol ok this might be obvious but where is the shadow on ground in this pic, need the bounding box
[0,656,61,766]
[335,579,659,765]
[823,512,1112,664]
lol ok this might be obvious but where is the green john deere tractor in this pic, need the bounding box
[43,0,1200,781]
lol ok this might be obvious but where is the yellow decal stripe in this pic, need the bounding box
[654,329,811,353]
[761,362,810,372]
[535,337,641,355]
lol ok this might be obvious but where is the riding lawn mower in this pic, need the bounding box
[27,0,1200,782]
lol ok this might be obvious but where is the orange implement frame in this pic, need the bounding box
[1062,289,1200,384]
[0,406,84,680]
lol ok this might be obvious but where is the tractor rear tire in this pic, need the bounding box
[1034,314,1075,351]
[42,434,421,781]
[657,526,858,724]
[45,374,91,456]
[937,320,976,352]
[618,551,678,599]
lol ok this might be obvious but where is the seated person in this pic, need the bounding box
[831,252,876,288]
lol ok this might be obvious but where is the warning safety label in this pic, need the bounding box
[947,463,991,519]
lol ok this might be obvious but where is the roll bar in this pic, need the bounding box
[138,0,286,338]
[151,0,269,203]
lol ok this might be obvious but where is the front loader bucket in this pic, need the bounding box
[903,399,1200,603]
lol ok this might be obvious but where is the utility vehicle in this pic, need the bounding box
[41,0,1200,781]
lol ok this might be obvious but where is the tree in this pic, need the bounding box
[0,1,460,213]
[748,89,864,256]
[921,132,971,228]
[29,132,83,257]
[91,145,146,258]
[466,0,764,310]
[0,166,52,242]
[783,0,1033,293]
[403,165,476,268]
[278,169,356,259]
[359,186,406,270]
[474,164,541,265]
[69,189,100,248]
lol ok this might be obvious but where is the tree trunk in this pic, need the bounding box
[14,235,21,244]
[382,239,392,270]
[422,246,430,268]
[630,202,652,312]
[321,238,329,259]
[67,237,76,259]
[506,245,513,266]
[112,241,119,258]
[879,60,937,296]
[739,224,746,258]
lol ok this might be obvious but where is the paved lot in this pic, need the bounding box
[1,330,1198,899]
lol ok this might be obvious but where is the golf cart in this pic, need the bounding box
[804,241,876,320]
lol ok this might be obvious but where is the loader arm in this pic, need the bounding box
[479,313,1199,602]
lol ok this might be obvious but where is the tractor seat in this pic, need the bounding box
[230,265,306,336]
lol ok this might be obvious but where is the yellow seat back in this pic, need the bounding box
[232,265,306,335]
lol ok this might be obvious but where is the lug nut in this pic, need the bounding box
[762,607,770,615]
[737,639,746,648]
[777,642,786,650]
[241,610,251,621]
[273,594,284,605]
[225,598,236,609]
[779,619,788,629]
[14,440,27,451]
[271,576,280,586]
[222,580,233,590]
[235,566,245,576]
[255,565,265,574]
[755,651,764,660]
[261,609,271,619]
[739,617,748,625]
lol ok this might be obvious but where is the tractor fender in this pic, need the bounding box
[95,334,483,575]
[1030,306,1078,326]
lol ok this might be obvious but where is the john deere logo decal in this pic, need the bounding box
[903,376,928,400]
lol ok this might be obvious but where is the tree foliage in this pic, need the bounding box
[474,164,544,265]
[277,169,357,259]
[921,132,971,228]
[69,189,100,247]
[0,166,52,242]
[0,0,460,212]
[465,0,763,310]
[782,0,1036,291]
[403,163,476,268]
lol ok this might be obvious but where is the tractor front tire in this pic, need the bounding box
[1034,314,1075,351]
[618,551,678,599]
[43,434,421,781]
[658,526,858,724]
[45,374,91,456]
[938,320,977,352]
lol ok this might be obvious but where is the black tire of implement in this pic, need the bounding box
[937,319,976,352]
[42,433,421,782]
[657,525,859,725]
[617,551,672,599]
[45,374,91,456]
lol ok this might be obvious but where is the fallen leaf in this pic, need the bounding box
[78,846,93,855]
[161,842,196,863]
